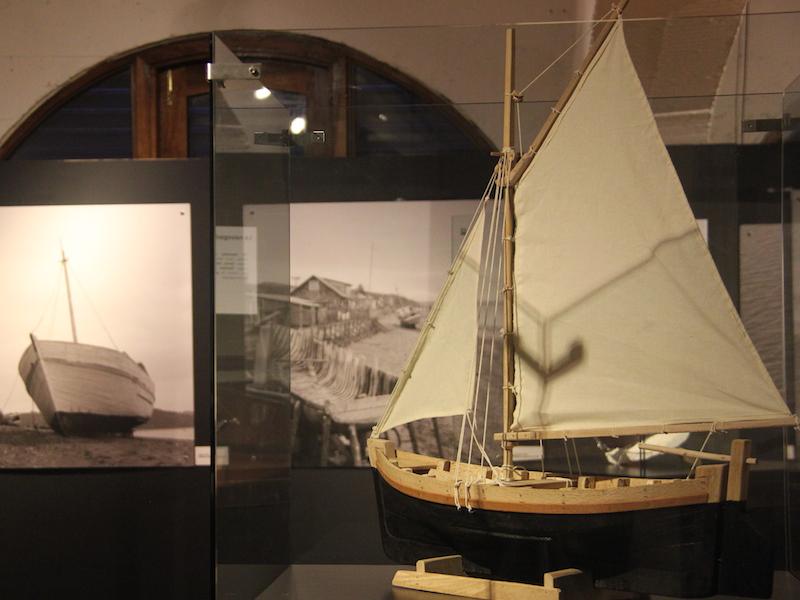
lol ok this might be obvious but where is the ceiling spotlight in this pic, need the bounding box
[290,116,307,135]
[254,86,272,100]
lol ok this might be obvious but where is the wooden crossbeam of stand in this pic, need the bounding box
[392,555,593,599]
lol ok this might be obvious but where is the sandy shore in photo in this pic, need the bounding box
[0,425,194,468]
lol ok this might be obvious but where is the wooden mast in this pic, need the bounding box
[497,2,629,457]
[500,27,517,479]
[60,245,78,343]
[508,0,629,187]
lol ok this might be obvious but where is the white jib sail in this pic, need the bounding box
[512,21,791,436]
[374,206,486,435]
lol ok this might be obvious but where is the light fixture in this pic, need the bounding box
[253,86,272,100]
[290,116,307,135]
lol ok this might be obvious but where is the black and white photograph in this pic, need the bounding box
[244,199,479,466]
[0,203,195,468]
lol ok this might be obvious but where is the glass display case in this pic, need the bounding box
[6,4,800,599]
[211,7,800,600]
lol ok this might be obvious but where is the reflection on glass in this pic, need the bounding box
[351,65,479,156]
[254,86,272,100]
[11,69,133,160]
[188,93,211,158]
[289,116,307,135]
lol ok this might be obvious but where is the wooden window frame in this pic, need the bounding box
[0,31,493,160]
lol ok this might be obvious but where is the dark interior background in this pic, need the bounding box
[0,140,797,597]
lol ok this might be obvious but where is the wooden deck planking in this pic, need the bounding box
[373,442,710,515]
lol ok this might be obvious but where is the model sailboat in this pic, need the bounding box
[18,248,155,436]
[368,6,796,598]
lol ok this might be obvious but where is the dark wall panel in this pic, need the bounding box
[0,160,213,599]
[0,468,212,598]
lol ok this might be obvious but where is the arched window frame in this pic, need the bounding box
[0,31,493,160]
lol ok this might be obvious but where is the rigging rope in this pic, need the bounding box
[564,437,574,477]
[481,156,512,460]
[376,171,494,437]
[0,376,18,414]
[468,157,503,466]
[571,437,582,477]
[393,4,637,498]
[69,265,118,350]
[479,186,506,463]
[517,7,615,97]
[539,439,545,474]
[31,266,61,335]
[46,273,62,338]
[453,166,501,504]
[454,153,527,507]
[686,430,715,479]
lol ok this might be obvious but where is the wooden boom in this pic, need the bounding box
[638,443,758,465]
[495,415,798,441]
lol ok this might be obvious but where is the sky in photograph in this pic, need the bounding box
[284,200,481,303]
[0,204,194,416]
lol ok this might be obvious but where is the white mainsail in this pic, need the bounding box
[374,207,486,434]
[511,21,791,437]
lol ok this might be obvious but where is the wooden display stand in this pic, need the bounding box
[393,555,646,599]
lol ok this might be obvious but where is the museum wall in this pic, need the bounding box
[1,0,799,149]
[1,2,799,598]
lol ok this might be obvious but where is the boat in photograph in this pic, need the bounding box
[368,3,796,598]
[17,249,155,436]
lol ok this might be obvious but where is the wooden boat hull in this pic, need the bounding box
[374,473,774,598]
[374,471,720,597]
[18,337,155,436]
[369,440,774,598]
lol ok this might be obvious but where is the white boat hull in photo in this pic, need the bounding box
[18,335,155,436]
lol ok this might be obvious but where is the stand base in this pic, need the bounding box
[392,555,645,599]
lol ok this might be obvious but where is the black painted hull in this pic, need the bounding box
[373,472,774,598]
[51,412,148,436]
